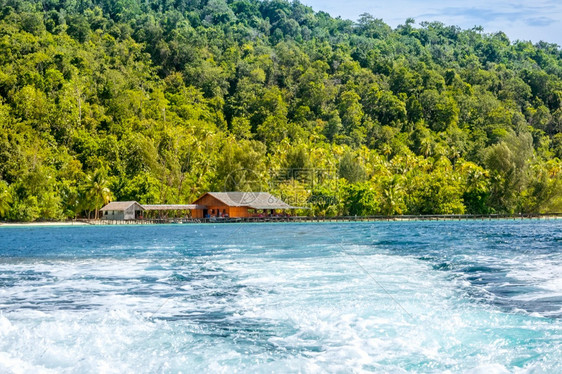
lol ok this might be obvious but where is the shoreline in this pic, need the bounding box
[0,221,90,227]
[1,214,562,227]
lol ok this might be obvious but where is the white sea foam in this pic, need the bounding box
[1,228,561,372]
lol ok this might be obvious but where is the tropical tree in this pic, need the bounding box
[338,152,367,183]
[0,180,11,218]
[343,182,379,216]
[84,168,113,219]
[2,0,562,221]
[380,175,406,215]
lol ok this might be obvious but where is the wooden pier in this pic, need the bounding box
[79,213,562,225]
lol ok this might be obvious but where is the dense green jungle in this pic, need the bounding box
[2,0,562,220]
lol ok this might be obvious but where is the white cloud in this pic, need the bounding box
[301,0,562,45]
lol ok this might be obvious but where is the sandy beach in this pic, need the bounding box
[0,221,90,227]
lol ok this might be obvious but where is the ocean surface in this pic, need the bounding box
[0,221,561,373]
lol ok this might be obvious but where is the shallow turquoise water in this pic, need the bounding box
[0,221,561,372]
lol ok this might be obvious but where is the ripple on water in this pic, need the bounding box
[0,221,561,372]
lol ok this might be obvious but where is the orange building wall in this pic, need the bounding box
[190,194,251,218]
[228,207,250,218]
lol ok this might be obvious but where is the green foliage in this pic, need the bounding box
[1,0,562,220]
[379,175,406,215]
[343,182,379,216]
[484,132,533,212]
[84,167,113,219]
[215,139,267,191]
[119,172,160,204]
[0,179,11,218]
[308,184,342,216]
[338,152,366,184]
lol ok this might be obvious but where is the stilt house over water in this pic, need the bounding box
[100,201,145,220]
[99,192,298,220]
[191,192,296,218]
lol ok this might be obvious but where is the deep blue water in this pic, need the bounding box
[0,221,561,372]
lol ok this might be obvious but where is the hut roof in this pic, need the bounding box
[100,201,143,211]
[203,192,297,210]
[100,193,301,213]
[142,204,205,211]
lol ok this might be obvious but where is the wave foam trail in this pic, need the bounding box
[0,222,561,372]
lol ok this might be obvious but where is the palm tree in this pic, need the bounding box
[85,169,113,219]
[420,137,432,158]
[381,143,392,157]
[381,175,404,215]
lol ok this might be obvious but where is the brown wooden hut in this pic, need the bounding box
[191,192,296,218]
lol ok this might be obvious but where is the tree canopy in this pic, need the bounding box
[2,0,562,220]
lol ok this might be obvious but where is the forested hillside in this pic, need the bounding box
[2,0,562,220]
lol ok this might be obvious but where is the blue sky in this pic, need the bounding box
[301,0,562,45]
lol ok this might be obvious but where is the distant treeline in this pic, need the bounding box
[2,0,562,221]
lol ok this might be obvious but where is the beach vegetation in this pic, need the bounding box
[1,0,562,219]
